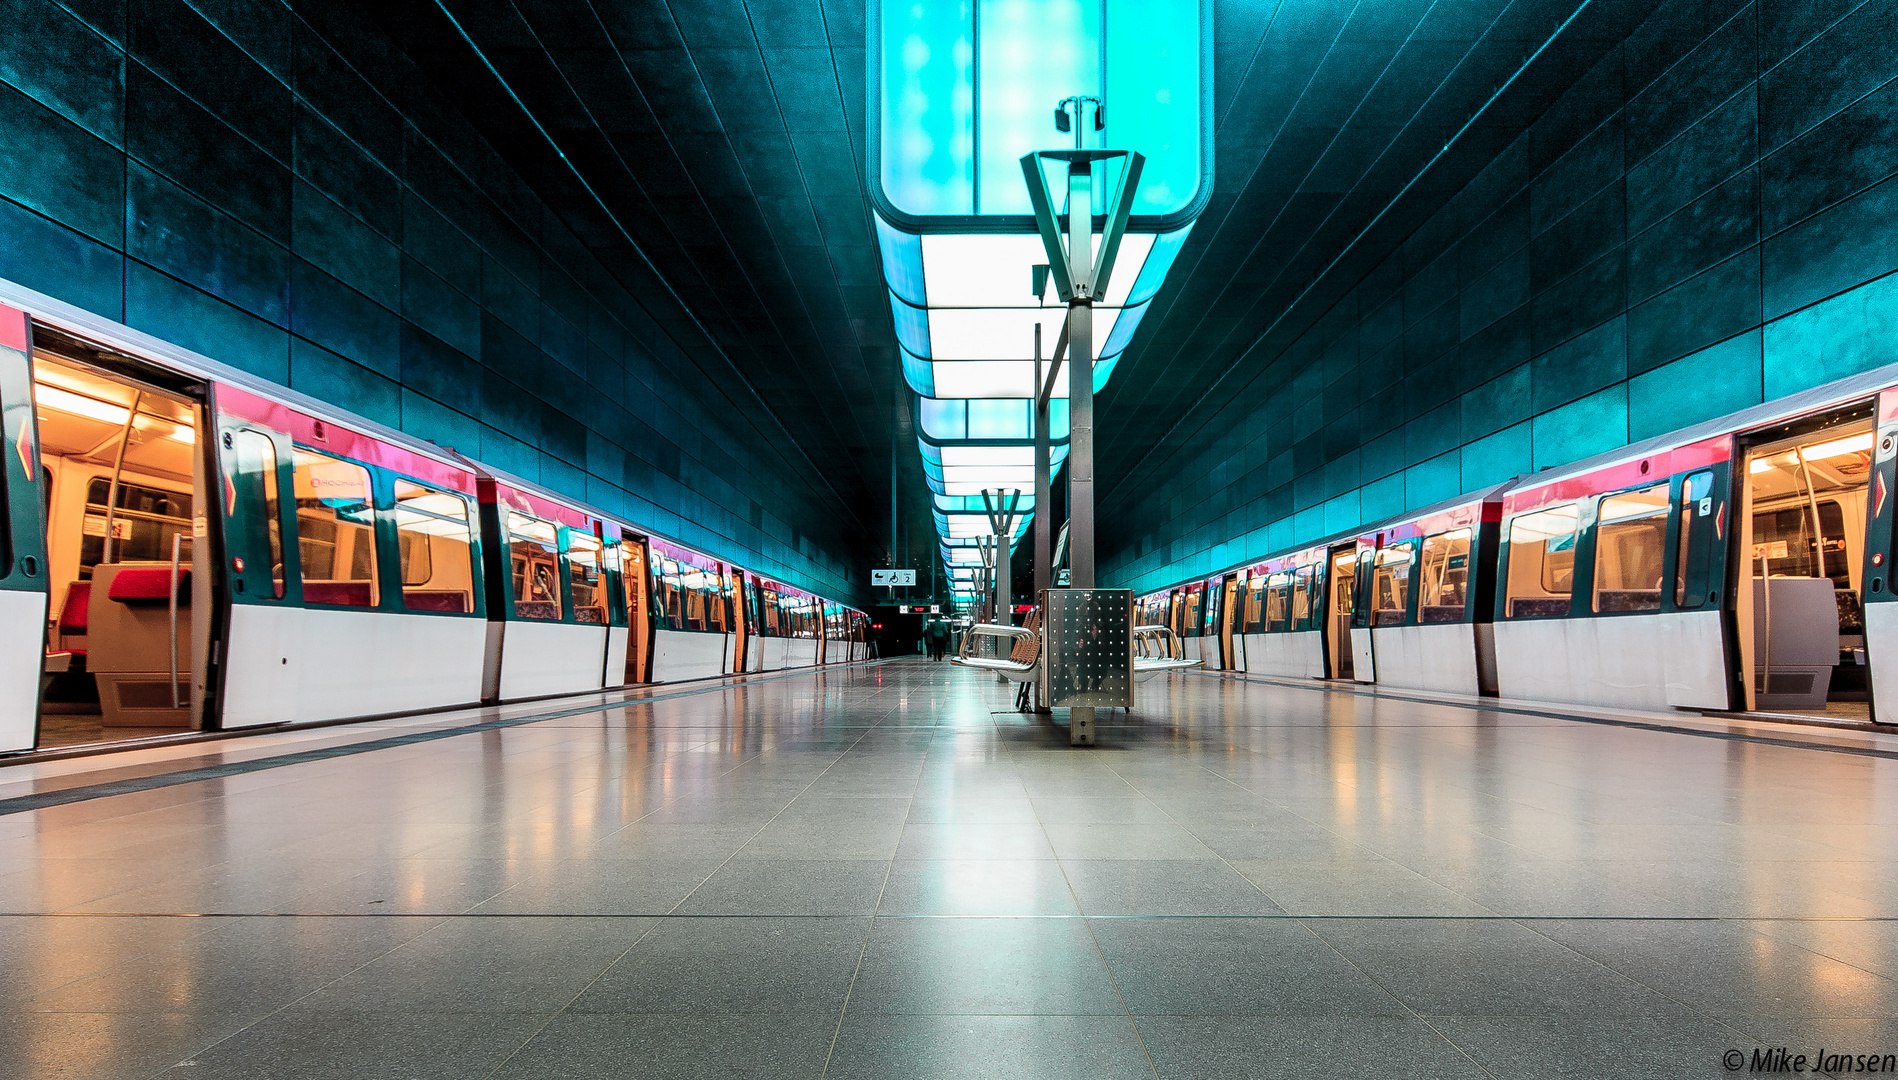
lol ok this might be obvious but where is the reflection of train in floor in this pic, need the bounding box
[1141,364,1898,728]
[0,300,869,755]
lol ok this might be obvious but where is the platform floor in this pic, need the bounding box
[2,659,1896,1079]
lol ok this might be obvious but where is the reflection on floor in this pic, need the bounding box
[2,660,1896,1079]
[35,710,193,749]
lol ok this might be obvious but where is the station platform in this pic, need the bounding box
[2,659,1896,1078]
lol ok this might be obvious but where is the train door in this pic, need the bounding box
[0,308,48,752]
[1348,540,1377,682]
[1735,404,1874,718]
[730,568,749,674]
[1321,545,1356,679]
[29,334,209,748]
[1218,573,1240,671]
[621,537,652,683]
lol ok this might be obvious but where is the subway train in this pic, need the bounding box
[1141,362,1898,728]
[0,296,869,755]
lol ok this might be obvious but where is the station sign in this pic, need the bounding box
[873,569,918,586]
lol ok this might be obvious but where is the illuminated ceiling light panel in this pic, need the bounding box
[873,0,1208,558]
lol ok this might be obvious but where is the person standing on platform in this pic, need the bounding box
[924,618,949,661]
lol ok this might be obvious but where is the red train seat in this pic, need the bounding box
[403,589,469,613]
[107,567,191,605]
[57,582,91,652]
[303,581,374,606]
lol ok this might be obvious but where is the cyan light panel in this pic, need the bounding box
[874,0,1208,225]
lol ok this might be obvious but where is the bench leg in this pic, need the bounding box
[1070,706,1095,746]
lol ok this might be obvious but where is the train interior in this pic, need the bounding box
[1737,403,1874,720]
[32,344,207,749]
[1326,545,1356,679]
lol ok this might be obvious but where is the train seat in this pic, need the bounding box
[89,562,193,727]
[49,581,91,658]
[403,589,470,613]
[303,581,372,606]
[1752,577,1841,711]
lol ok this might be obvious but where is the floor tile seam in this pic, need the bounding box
[472,916,667,1080]
[822,726,934,1080]
[1091,756,1293,915]
[665,718,890,918]
[1287,917,1509,1080]
[1506,916,1791,1032]
[0,670,847,818]
[1195,670,1898,760]
[17,912,1898,921]
[128,913,460,1080]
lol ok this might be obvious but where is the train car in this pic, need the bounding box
[1346,487,1508,695]
[476,470,628,703]
[1234,544,1331,679]
[648,539,737,682]
[0,292,867,754]
[1492,363,1893,721]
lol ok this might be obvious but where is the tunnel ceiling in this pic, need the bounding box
[360,0,1647,571]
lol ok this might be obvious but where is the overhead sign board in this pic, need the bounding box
[873,569,918,586]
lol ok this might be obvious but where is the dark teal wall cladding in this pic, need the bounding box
[1102,0,1898,595]
[0,0,868,604]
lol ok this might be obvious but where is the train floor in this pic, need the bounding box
[0,659,1895,1079]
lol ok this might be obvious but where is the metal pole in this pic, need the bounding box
[101,390,144,566]
[1034,329,1051,601]
[168,531,182,709]
[1066,161,1095,746]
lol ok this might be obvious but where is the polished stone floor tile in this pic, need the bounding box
[847,917,1125,1015]
[567,916,867,1014]
[876,859,1081,915]
[3,660,1896,1075]
[1135,1015,1493,1080]
[1061,858,1284,915]
[488,1012,837,1080]
[825,1013,1155,1080]
[675,858,892,915]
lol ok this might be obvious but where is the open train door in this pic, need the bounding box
[1323,543,1356,679]
[1219,572,1241,670]
[1348,537,1377,682]
[0,306,49,752]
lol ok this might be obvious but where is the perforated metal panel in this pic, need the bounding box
[1043,589,1133,708]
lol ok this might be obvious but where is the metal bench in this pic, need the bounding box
[1132,624,1201,682]
[954,610,1043,709]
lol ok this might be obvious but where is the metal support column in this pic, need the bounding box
[1022,145,1144,747]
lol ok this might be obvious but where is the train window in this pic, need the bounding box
[1593,483,1670,613]
[1754,502,1847,583]
[1263,572,1292,632]
[1293,565,1315,630]
[1505,504,1578,617]
[1370,543,1414,627]
[1675,470,1715,609]
[392,481,474,613]
[233,431,285,599]
[565,530,606,624]
[81,479,193,576]
[1241,574,1264,632]
[507,512,562,620]
[1417,529,1472,624]
[291,448,377,607]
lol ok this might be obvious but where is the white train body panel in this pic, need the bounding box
[723,633,738,673]
[1362,623,1481,696]
[0,590,47,751]
[789,638,819,667]
[222,606,485,728]
[1867,602,1898,726]
[1240,631,1324,678]
[1349,627,1375,682]
[606,626,630,687]
[498,620,608,700]
[1494,610,1727,711]
[653,629,727,683]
